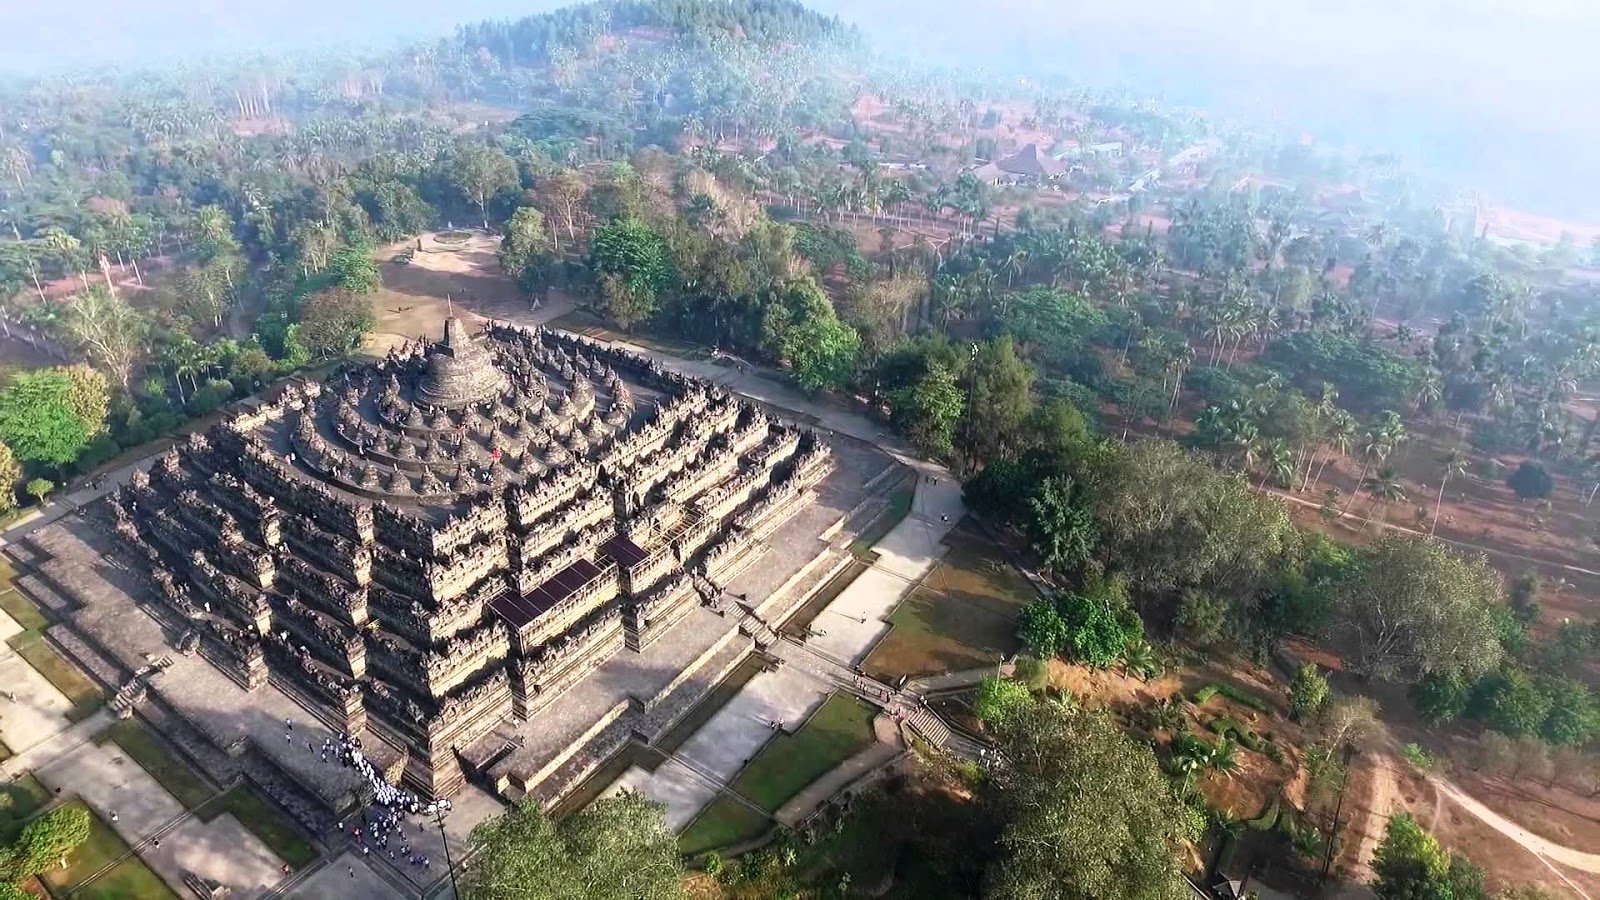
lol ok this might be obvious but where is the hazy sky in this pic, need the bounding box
[3,0,1596,217]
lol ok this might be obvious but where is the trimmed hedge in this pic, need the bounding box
[1192,682,1270,713]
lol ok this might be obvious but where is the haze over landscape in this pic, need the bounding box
[5,0,1597,217]
[0,2,1599,899]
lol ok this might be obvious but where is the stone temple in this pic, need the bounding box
[72,319,847,804]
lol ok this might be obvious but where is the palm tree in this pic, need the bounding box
[1432,448,1468,535]
[1362,466,1407,523]
[1264,440,1296,490]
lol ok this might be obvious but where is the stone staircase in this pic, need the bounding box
[906,708,953,749]
[738,612,778,649]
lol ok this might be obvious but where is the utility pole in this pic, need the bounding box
[1319,744,1359,884]
[430,799,459,899]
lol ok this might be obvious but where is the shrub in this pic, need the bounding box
[1013,656,1050,692]
[1248,800,1280,831]
[1208,718,1264,752]
[1506,461,1553,501]
[1193,683,1270,713]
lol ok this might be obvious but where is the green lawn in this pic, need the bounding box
[678,693,878,855]
[863,524,1035,681]
[199,785,317,869]
[7,632,104,721]
[0,773,51,840]
[677,796,773,856]
[727,693,879,811]
[851,487,915,558]
[0,589,50,632]
[38,800,175,899]
[96,721,216,810]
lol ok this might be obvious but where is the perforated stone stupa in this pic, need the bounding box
[415,315,510,408]
[101,320,836,799]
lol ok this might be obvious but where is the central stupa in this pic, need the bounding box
[415,315,509,408]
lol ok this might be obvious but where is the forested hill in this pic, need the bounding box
[455,0,862,65]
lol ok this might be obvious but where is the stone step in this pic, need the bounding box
[906,708,952,749]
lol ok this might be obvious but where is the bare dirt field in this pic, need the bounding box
[366,232,544,352]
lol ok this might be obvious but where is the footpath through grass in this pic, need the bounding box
[6,631,104,721]
[39,800,176,900]
[678,692,878,855]
[199,784,318,869]
[95,720,216,810]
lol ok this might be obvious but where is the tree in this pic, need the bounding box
[0,804,90,881]
[0,442,19,513]
[1329,536,1504,683]
[1432,448,1468,535]
[538,169,589,249]
[1289,664,1331,720]
[60,365,109,440]
[60,286,146,388]
[1538,677,1598,747]
[974,676,1033,727]
[1083,439,1295,597]
[298,289,375,357]
[591,217,671,329]
[24,479,52,505]
[499,207,550,278]
[962,336,1033,464]
[1018,599,1070,659]
[461,792,682,900]
[1059,575,1140,669]
[326,244,381,294]
[985,699,1195,900]
[0,369,96,466]
[1506,462,1552,502]
[1467,666,1551,738]
[1410,672,1471,725]
[892,363,964,457]
[447,143,518,228]
[783,309,860,394]
[1027,475,1097,575]
[1371,814,1485,900]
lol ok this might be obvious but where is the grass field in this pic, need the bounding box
[39,800,175,900]
[0,589,50,632]
[199,785,317,869]
[0,773,51,840]
[850,487,914,558]
[677,796,773,856]
[678,692,878,854]
[6,631,103,721]
[862,523,1035,681]
[96,721,215,810]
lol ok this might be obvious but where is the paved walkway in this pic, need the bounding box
[0,608,77,756]
[34,738,289,899]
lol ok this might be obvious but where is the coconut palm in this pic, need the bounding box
[1432,448,1468,534]
[1362,466,1407,522]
